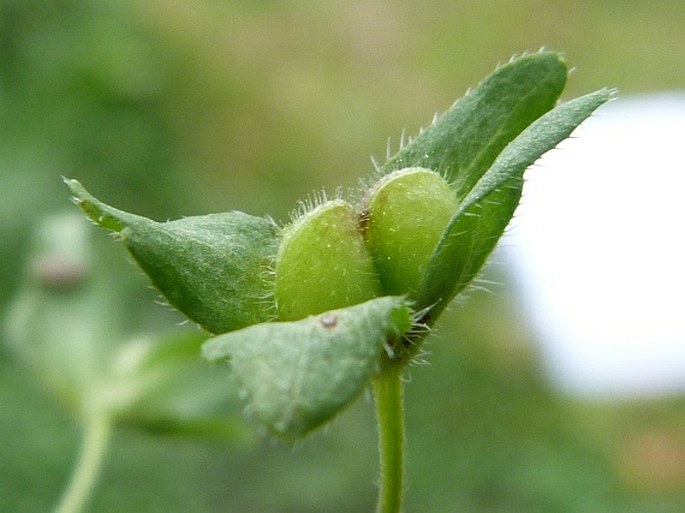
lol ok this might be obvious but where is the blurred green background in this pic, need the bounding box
[2,1,684,511]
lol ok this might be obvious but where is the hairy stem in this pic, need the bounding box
[373,366,405,513]
[53,415,112,513]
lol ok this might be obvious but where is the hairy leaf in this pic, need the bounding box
[202,297,412,439]
[417,88,613,320]
[382,51,567,196]
[65,179,281,334]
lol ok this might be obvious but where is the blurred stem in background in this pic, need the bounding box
[4,212,249,513]
[53,415,112,513]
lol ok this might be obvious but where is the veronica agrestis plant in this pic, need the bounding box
[66,51,610,513]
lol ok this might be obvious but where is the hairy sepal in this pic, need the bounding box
[202,296,412,439]
[382,51,568,193]
[65,179,281,334]
[416,88,613,321]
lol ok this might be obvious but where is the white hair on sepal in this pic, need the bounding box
[370,155,382,174]
[382,341,396,359]
[384,126,412,164]
[263,214,279,229]
[151,288,171,307]
[439,260,504,313]
[409,345,432,368]
[406,321,431,343]
[355,150,413,205]
[508,52,520,64]
[407,339,432,368]
[256,266,278,322]
[360,114,457,204]
[466,280,498,296]
[401,306,433,349]
[399,128,407,150]
[286,188,337,224]
[410,302,433,325]
[443,167,462,191]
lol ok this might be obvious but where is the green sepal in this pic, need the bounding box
[382,52,568,193]
[202,296,413,440]
[65,179,281,334]
[416,88,613,321]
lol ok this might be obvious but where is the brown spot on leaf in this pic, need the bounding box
[320,314,338,328]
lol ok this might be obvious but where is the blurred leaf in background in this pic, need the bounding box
[2,212,253,511]
[2,0,685,512]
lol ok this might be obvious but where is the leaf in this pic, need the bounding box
[65,179,281,334]
[416,88,613,320]
[382,51,568,196]
[109,330,253,442]
[202,296,412,439]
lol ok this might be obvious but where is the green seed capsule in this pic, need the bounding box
[363,167,458,298]
[275,199,381,321]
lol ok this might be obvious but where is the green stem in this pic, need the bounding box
[373,366,405,513]
[53,415,112,513]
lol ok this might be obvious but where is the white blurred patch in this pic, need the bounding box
[507,92,685,398]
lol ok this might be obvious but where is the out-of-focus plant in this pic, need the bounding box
[4,213,251,513]
[64,52,608,513]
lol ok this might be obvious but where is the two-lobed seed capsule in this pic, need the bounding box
[275,167,457,320]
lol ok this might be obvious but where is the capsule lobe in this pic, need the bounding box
[363,167,458,298]
[275,199,381,321]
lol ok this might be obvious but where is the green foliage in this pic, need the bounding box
[66,51,609,442]
[3,2,685,511]
[382,52,568,188]
[4,212,249,438]
[415,87,611,320]
[203,297,411,439]
[66,179,281,334]
[376,52,611,319]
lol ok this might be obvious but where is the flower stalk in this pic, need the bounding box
[373,366,405,513]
